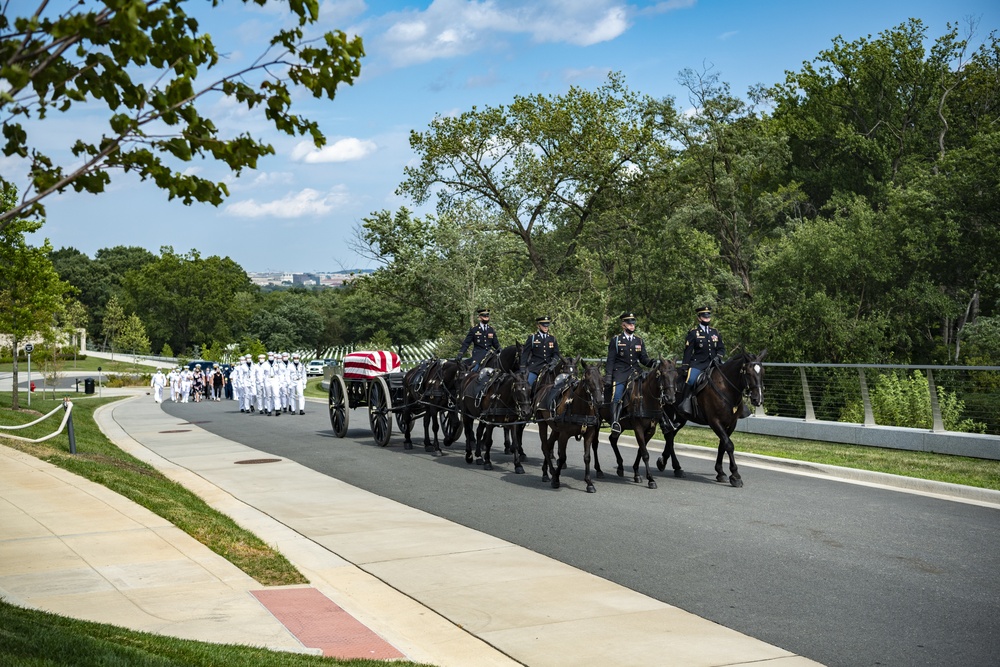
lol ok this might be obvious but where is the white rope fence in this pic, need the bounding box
[0,399,76,447]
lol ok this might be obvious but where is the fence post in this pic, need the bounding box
[858,368,876,426]
[63,398,77,454]
[926,369,946,433]
[800,366,816,422]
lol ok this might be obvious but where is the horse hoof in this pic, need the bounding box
[731,477,744,488]
[616,467,624,478]
[465,455,474,464]
[633,475,641,484]
[515,465,524,475]
[716,474,728,483]
[433,449,444,457]
[424,445,436,453]
[404,442,413,450]
[596,470,604,479]
[586,485,596,493]
[475,457,484,466]
[648,480,657,490]
[484,462,493,471]
[551,480,560,489]
[656,457,666,471]
[542,473,550,482]
[674,469,685,478]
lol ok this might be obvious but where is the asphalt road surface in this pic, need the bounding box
[161,398,1000,667]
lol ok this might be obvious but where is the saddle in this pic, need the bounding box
[471,367,500,405]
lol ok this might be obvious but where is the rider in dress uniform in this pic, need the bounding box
[521,315,560,387]
[605,311,654,433]
[457,308,501,370]
[678,305,726,417]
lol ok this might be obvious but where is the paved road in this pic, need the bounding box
[162,399,1000,667]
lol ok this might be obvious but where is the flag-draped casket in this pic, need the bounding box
[342,351,401,380]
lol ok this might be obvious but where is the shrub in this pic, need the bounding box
[104,373,152,387]
[841,370,984,433]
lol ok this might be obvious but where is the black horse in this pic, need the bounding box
[538,361,604,493]
[509,355,578,474]
[457,365,532,470]
[401,358,465,455]
[655,350,766,488]
[593,358,677,489]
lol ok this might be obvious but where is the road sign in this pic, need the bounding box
[24,343,34,353]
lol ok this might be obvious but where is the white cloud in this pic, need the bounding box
[291,137,377,163]
[718,30,738,41]
[371,0,641,68]
[223,186,350,218]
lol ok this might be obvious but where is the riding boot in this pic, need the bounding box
[678,386,693,419]
[610,400,623,433]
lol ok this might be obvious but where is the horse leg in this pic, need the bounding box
[634,424,657,489]
[583,427,596,493]
[503,425,512,455]
[656,413,686,478]
[711,421,732,484]
[541,428,557,484]
[551,432,567,489]
[463,416,475,464]
[402,405,414,450]
[592,431,604,478]
[512,423,525,474]
[723,423,742,487]
[608,432,625,477]
[475,421,486,465]
[483,425,495,471]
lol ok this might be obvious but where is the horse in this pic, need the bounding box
[474,343,525,458]
[538,361,604,492]
[593,358,677,489]
[514,355,579,474]
[457,365,532,470]
[655,350,766,488]
[401,358,466,455]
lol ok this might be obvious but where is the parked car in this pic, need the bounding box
[306,359,327,376]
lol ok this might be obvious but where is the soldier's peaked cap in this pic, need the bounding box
[536,315,552,325]
[620,311,637,321]
[477,308,490,316]
[696,306,712,316]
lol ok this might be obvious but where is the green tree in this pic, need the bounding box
[101,294,127,360]
[398,72,667,280]
[0,186,71,409]
[119,247,255,353]
[0,0,364,230]
[117,313,151,363]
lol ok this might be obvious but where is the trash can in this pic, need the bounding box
[84,378,95,395]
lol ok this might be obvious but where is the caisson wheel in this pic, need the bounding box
[328,375,349,437]
[368,376,393,447]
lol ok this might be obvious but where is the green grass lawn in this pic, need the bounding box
[2,356,163,374]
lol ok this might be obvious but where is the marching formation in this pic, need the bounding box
[156,353,310,416]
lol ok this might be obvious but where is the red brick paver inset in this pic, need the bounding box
[252,587,405,660]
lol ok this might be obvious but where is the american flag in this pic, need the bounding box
[343,351,401,380]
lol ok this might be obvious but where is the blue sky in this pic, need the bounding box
[16,0,1000,273]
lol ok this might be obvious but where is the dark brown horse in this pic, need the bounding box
[593,358,677,489]
[458,367,532,470]
[510,355,578,474]
[538,361,604,492]
[401,358,466,455]
[655,350,766,488]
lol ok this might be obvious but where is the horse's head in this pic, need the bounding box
[511,371,533,418]
[653,358,678,406]
[580,362,603,409]
[742,350,767,407]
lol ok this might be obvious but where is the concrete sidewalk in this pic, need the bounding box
[1,394,821,666]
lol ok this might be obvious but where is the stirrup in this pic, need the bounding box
[611,421,622,433]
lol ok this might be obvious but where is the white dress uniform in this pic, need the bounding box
[151,370,166,403]
[287,356,307,414]
[264,355,283,415]
[253,354,267,414]
[168,369,180,402]
[179,369,192,403]
[242,359,256,412]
